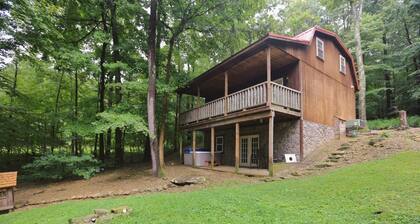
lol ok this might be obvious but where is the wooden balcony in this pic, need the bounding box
[179,82,301,126]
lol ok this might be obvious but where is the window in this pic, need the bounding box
[339,55,346,74]
[216,136,223,152]
[316,37,324,60]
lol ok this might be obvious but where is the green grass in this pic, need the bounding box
[368,115,420,130]
[1,152,420,224]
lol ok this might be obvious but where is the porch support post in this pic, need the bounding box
[224,72,228,115]
[192,130,196,167]
[211,127,215,169]
[266,47,272,107]
[235,123,240,173]
[268,111,274,176]
[196,87,200,107]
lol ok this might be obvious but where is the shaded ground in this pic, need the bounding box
[3,151,420,224]
[14,128,420,210]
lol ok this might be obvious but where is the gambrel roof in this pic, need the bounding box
[178,26,359,95]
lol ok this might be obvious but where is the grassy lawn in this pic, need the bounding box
[1,152,419,224]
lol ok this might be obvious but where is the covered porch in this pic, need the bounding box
[176,41,305,177]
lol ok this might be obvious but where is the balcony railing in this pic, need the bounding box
[179,82,301,125]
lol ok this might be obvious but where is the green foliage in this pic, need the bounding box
[22,154,100,181]
[1,152,419,223]
[93,111,149,135]
[367,116,420,130]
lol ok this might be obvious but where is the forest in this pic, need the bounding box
[0,0,419,177]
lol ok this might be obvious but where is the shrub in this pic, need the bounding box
[368,115,420,130]
[22,154,100,181]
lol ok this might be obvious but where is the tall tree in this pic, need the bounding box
[147,0,160,177]
[351,0,367,121]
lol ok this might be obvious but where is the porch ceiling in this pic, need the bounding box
[180,47,298,101]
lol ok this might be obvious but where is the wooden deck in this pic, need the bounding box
[179,82,301,127]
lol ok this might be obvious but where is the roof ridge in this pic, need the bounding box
[294,26,316,38]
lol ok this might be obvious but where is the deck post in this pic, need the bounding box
[235,123,240,173]
[211,127,215,169]
[268,111,274,176]
[224,72,228,115]
[266,47,272,107]
[192,130,196,167]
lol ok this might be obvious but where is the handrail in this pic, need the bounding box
[270,82,301,94]
[180,82,301,125]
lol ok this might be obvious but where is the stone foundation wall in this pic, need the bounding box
[200,119,335,166]
[273,120,301,162]
[303,120,335,156]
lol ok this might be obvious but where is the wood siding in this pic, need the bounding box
[281,34,356,126]
[0,188,14,211]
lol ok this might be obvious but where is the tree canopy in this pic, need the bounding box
[0,0,418,170]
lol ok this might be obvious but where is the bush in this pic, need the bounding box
[368,115,420,130]
[22,154,100,181]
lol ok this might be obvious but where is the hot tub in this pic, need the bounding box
[183,147,222,166]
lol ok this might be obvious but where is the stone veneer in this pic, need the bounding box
[273,120,300,162]
[302,120,335,156]
[201,119,335,166]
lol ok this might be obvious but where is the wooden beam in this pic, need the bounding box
[211,127,215,169]
[268,111,274,176]
[182,107,273,131]
[271,104,301,117]
[266,47,272,107]
[192,130,196,167]
[224,72,228,116]
[235,123,240,173]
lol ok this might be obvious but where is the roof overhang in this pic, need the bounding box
[177,35,304,99]
[178,26,359,96]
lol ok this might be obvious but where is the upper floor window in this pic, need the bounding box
[316,37,324,60]
[339,55,346,74]
[216,136,223,152]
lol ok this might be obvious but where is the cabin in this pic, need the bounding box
[176,26,358,176]
[0,172,17,212]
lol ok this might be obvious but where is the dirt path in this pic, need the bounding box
[14,128,420,210]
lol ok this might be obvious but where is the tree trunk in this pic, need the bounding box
[73,71,80,155]
[352,0,366,121]
[143,136,151,162]
[10,59,18,104]
[98,3,108,162]
[382,31,396,117]
[403,19,419,82]
[157,35,176,171]
[51,71,64,152]
[147,0,160,177]
[109,0,124,165]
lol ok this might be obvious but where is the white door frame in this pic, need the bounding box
[239,135,259,167]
